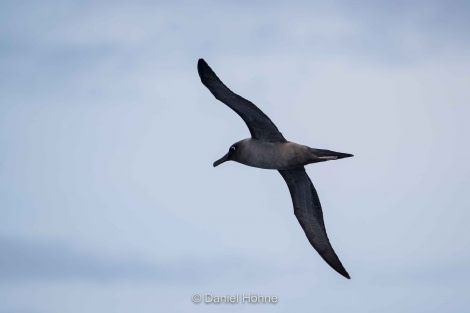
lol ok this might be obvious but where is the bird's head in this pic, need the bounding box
[213,143,240,167]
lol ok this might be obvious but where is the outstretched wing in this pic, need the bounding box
[279,168,350,279]
[198,59,286,142]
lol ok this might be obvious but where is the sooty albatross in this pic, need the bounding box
[197,58,353,279]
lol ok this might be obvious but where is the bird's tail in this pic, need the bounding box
[308,148,354,160]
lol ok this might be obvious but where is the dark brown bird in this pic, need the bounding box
[198,58,353,279]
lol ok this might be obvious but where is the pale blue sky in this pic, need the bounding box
[1,1,470,312]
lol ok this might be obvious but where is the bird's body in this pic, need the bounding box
[227,139,352,170]
[197,58,353,279]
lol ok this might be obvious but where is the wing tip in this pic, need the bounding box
[197,58,218,85]
[326,256,351,279]
[332,260,351,279]
[342,270,351,279]
[197,58,206,67]
[197,58,210,75]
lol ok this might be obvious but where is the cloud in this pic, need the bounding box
[0,236,169,282]
[0,236,277,283]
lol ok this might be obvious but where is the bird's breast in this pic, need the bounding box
[237,140,313,170]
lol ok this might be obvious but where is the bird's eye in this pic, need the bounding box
[230,146,236,151]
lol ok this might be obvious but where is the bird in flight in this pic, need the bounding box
[197,58,353,279]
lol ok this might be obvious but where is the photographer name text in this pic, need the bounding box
[192,293,278,304]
